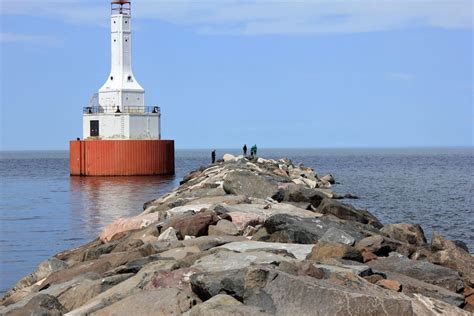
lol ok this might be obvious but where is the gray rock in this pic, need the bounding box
[314,260,373,277]
[317,198,383,229]
[263,213,374,244]
[2,294,67,316]
[367,255,464,293]
[217,241,313,261]
[381,223,427,246]
[192,250,296,273]
[91,288,201,316]
[355,235,402,256]
[181,235,247,251]
[372,269,465,307]
[277,184,327,207]
[243,267,468,315]
[185,294,271,316]
[57,274,134,311]
[319,227,356,245]
[223,170,280,199]
[190,269,245,301]
[66,259,178,315]
[208,219,239,236]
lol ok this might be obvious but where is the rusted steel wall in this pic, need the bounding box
[70,140,175,176]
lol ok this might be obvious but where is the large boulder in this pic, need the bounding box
[381,223,427,246]
[181,235,247,251]
[367,255,464,293]
[243,267,467,315]
[317,198,383,229]
[145,267,202,292]
[1,294,67,316]
[370,269,465,307]
[57,274,133,311]
[306,241,363,262]
[161,210,220,238]
[99,213,159,243]
[428,234,474,286]
[91,288,201,316]
[185,294,271,316]
[191,250,296,273]
[208,219,239,236]
[223,170,280,199]
[1,257,69,304]
[276,183,327,207]
[190,269,245,301]
[355,235,402,256]
[217,241,314,261]
[66,260,179,315]
[263,213,375,244]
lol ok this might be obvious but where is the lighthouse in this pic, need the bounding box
[70,0,175,176]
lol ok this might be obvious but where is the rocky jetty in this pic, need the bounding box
[1,154,473,315]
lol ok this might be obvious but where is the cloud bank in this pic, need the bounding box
[1,0,472,35]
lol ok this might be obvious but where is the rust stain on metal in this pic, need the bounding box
[70,140,175,176]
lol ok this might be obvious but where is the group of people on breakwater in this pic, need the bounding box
[211,144,258,163]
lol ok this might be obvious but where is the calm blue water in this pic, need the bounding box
[0,148,472,294]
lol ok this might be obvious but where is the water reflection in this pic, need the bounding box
[69,175,178,236]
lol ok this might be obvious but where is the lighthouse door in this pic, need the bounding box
[90,120,99,137]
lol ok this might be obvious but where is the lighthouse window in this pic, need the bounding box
[127,75,132,81]
[110,76,114,80]
[114,39,116,42]
[125,21,128,24]
[125,39,128,42]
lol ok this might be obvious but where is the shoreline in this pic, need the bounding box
[1,154,473,315]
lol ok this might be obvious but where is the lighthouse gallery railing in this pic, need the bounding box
[83,106,160,114]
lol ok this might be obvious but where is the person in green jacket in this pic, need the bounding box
[250,144,257,157]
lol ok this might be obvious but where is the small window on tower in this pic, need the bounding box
[127,76,132,81]
[113,21,116,24]
[125,21,128,24]
[114,39,116,42]
[110,76,114,81]
[125,39,128,42]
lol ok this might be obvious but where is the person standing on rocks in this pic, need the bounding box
[211,150,216,164]
[243,144,247,156]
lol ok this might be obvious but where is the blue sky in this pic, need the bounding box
[0,0,472,150]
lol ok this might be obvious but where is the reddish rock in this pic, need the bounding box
[145,267,202,291]
[376,279,402,292]
[99,213,158,243]
[355,235,401,256]
[161,210,219,238]
[428,234,474,286]
[362,250,378,263]
[381,223,427,246]
[228,212,265,231]
[464,286,474,312]
[306,241,363,262]
[296,261,325,279]
[363,274,385,284]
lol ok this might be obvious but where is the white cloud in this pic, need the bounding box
[1,0,472,35]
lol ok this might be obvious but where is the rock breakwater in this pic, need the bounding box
[1,155,473,315]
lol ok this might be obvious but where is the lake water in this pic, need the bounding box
[0,148,472,294]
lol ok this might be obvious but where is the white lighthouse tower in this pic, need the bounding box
[71,0,174,176]
[83,0,160,140]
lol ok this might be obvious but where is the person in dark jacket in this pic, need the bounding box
[243,144,247,156]
[211,150,216,163]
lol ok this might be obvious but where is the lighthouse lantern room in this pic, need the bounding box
[70,0,175,176]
